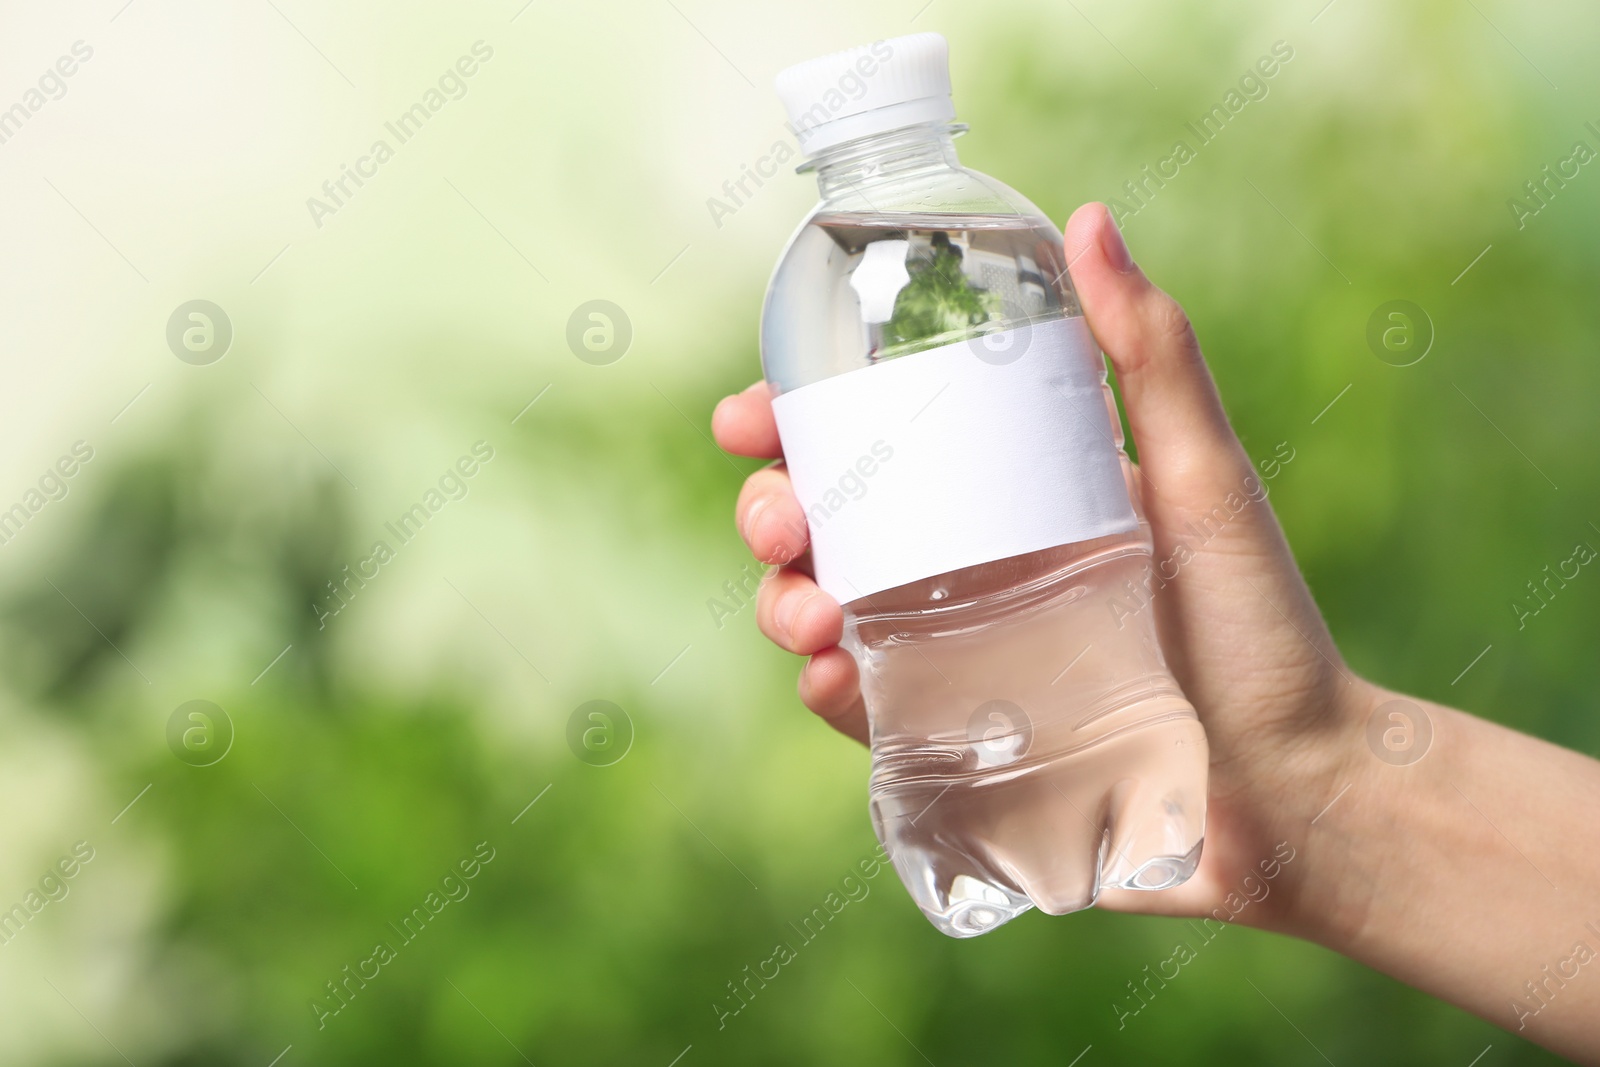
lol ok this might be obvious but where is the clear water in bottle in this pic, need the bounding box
[762,34,1208,937]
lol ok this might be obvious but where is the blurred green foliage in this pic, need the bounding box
[2,0,1594,1063]
[882,234,999,355]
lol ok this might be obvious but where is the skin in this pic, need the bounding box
[712,202,1600,1063]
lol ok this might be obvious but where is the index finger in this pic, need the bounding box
[712,381,783,459]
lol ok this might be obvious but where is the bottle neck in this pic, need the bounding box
[808,122,965,201]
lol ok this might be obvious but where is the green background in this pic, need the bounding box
[0,0,1593,1062]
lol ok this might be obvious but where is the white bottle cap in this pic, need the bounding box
[774,33,955,156]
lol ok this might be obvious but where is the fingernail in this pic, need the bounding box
[1101,210,1135,273]
[776,590,814,637]
[740,496,771,542]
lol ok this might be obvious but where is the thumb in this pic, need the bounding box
[1063,202,1248,494]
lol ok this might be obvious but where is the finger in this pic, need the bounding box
[1063,203,1250,493]
[736,466,809,565]
[798,647,869,746]
[712,381,783,459]
[756,567,843,656]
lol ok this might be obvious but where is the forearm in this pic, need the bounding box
[1282,684,1600,1062]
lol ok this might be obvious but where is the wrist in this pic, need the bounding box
[1237,674,1388,939]
[1273,679,1460,953]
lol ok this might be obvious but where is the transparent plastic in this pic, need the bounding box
[759,122,1208,937]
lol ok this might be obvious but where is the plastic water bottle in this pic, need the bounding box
[761,33,1209,937]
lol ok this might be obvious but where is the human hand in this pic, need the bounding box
[711,202,1374,931]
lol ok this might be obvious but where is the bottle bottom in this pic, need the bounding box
[869,700,1207,938]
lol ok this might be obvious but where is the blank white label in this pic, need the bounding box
[770,317,1137,603]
